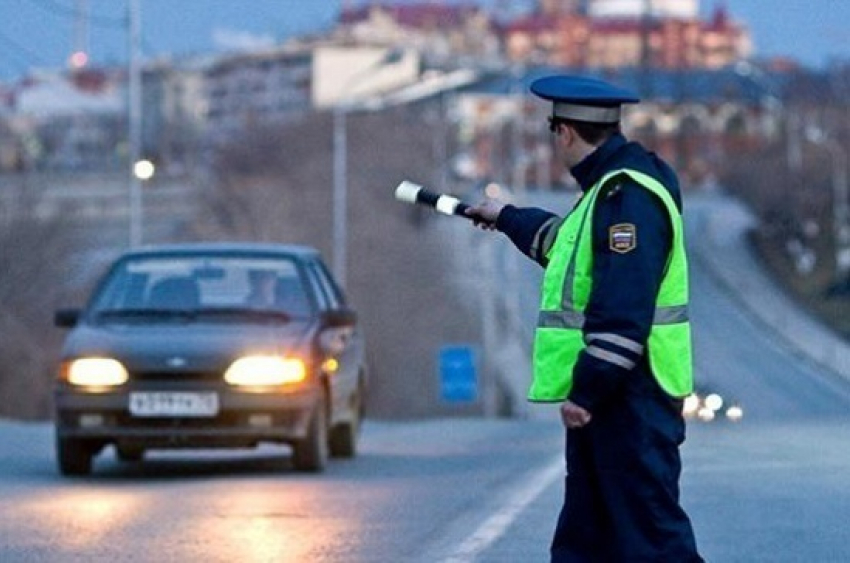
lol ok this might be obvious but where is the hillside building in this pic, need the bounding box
[503,0,751,69]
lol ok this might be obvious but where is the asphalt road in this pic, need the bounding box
[475,189,850,562]
[0,417,565,562]
[2,191,850,562]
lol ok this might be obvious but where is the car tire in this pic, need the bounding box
[329,384,362,458]
[57,437,94,476]
[115,445,145,463]
[292,395,329,472]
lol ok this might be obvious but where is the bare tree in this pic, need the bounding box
[0,182,80,419]
[190,112,334,249]
[191,104,486,417]
[719,94,850,338]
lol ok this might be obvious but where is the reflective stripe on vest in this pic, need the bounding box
[538,305,689,329]
[529,168,693,402]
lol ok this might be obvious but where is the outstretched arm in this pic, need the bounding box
[466,201,561,267]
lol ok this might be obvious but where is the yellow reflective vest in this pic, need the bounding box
[529,168,693,402]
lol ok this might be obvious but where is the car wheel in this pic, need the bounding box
[57,437,94,477]
[115,445,145,463]
[292,395,329,472]
[329,384,362,458]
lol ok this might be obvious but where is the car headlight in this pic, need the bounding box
[224,356,306,387]
[697,406,716,422]
[726,405,744,421]
[704,393,724,412]
[64,358,129,387]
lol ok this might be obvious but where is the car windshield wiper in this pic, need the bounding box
[95,308,197,320]
[192,307,293,323]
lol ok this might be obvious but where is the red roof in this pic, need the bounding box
[340,2,486,28]
[581,16,737,35]
[502,15,558,34]
[706,3,740,32]
[710,1,729,28]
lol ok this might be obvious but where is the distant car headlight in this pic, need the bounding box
[697,406,716,422]
[726,405,744,421]
[704,393,724,412]
[224,356,306,387]
[64,358,129,387]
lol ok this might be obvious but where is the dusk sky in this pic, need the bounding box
[0,0,848,81]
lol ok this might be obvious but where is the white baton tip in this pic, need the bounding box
[435,195,461,215]
[394,180,422,204]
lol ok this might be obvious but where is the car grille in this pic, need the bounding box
[130,370,223,382]
[115,411,241,427]
[59,411,301,429]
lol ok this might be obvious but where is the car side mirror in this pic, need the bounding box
[321,308,357,328]
[54,308,82,328]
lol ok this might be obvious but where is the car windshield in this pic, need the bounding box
[89,254,315,321]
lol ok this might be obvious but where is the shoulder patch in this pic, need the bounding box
[609,223,637,253]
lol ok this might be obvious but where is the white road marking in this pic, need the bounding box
[441,455,565,563]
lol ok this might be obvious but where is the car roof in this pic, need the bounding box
[118,242,321,261]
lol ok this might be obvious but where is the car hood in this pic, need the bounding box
[62,320,315,373]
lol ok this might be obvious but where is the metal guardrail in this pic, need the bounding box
[0,174,199,224]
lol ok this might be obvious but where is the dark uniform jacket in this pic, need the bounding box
[494,132,683,412]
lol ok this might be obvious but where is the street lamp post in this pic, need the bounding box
[128,0,143,247]
[807,129,850,280]
[134,159,155,181]
[831,143,850,279]
[734,61,802,173]
[330,49,405,287]
[332,104,349,288]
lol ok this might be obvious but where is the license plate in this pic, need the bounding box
[129,392,219,417]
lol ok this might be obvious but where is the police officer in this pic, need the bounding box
[467,75,703,562]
